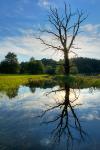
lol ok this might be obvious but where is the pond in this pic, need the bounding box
[0,82,100,150]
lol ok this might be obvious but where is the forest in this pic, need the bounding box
[0,52,100,75]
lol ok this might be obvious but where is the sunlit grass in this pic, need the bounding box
[0,74,51,92]
[0,74,100,97]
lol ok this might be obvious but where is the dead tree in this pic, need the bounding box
[37,3,87,75]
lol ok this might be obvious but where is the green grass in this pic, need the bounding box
[0,74,100,96]
[0,74,52,92]
[54,75,100,88]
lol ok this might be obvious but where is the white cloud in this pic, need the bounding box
[0,34,63,62]
[81,24,100,34]
[38,0,50,8]
[74,24,100,58]
[0,23,100,61]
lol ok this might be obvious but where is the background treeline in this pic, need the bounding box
[0,52,100,75]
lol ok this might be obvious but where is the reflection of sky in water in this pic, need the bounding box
[0,86,100,150]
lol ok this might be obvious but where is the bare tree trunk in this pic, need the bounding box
[64,51,70,76]
[37,3,87,76]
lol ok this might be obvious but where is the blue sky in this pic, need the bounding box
[0,0,100,61]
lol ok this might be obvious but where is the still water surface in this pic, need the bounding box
[0,84,100,150]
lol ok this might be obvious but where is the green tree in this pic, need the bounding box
[0,52,20,74]
[20,62,29,74]
[45,66,56,75]
[56,65,64,74]
[28,58,44,74]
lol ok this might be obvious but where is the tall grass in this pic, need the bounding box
[0,74,51,92]
[54,75,100,88]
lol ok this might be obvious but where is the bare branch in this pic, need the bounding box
[36,3,87,75]
[36,37,63,51]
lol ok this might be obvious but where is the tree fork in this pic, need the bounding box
[37,3,87,76]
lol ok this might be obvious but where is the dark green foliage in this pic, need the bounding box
[72,57,100,74]
[20,62,29,74]
[0,52,100,75]
[45,66,55,75]
[41,58,57,66]
[41,58,57,74]
[27,58,44,74]
[0,52,20,74]
[56,65,64,74]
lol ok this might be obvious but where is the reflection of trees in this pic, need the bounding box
[39,83,86,149]
[25,79,57,91]
[5,87,19,99]
[0,80,57,99]
[29,87,36,93]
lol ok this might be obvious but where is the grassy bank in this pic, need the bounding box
[0,74,100,95]
[1,74,100,89]
[0,74,52,91]
[54,75,100,88]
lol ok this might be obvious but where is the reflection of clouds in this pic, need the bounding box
[47,88,100,123]
[0,86,60,112]
[75,88,100,121]
[0,86,100,118]
[81,111,100,120]
[77,88,100,109]
[0,85,100,149]
[40,138,51,146]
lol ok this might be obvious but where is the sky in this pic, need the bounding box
[0,0,100,62]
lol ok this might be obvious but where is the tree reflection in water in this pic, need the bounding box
[39,82,86,150]
[5,87,19,99]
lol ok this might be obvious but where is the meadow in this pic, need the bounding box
[0,74,52,91]
[0,74,100,92]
